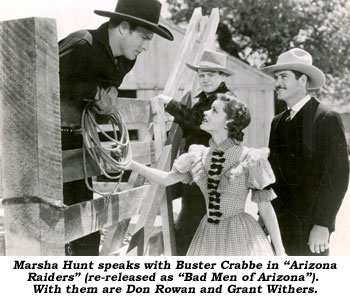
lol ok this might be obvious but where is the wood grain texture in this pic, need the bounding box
[0,18,65,255]
[162,8,202,98]
[0,18,62,204]
[128,87,191,255]
[4,203,65,255]
[183,8,220,96]
[128,145,171,253]
[0,22,3,199]
[151,97,167,163]
[161,196,177,255]
[0,232,5,256]
[63,141,153,182]
[99,218,131,256]
[64,185,148,243]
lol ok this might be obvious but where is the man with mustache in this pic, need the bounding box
[262,48,349,255]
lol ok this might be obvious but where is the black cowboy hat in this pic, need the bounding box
[94,0,173,41]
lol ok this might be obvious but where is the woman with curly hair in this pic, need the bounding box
[129,94,285,255]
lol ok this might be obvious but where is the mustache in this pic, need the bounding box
[275,85,284,91]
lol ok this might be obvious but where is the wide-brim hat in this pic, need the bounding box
[186,50,233,76]
[94,0,173,41]
[261,48,325,89]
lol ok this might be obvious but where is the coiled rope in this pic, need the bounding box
[81,101,132,196]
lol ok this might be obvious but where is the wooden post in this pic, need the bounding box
[0,18,64,255]
[0,23,3,199]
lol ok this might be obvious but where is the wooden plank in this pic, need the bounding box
[98,123,150,131]
[126,123,154,189]
[162,7,202,98]
[183,8,220,95]
[99,118,155,255]
[0,22,2,199]
[0,231,5,256]
[161,196,177,255]
[1,17,63,204]
[130,10,220,254]
[145,94,190,254]
[62,98,153,127]
[64,185,148,243]
[111,98,152,123]
[0,18,65,255]
[128,145,172,254]
[3,202,65,255]
[151,97,167,163]
[97,121,154,255]
[99,218,131,256]
[63,141,153,183]
[93,182,127,193]
[128,93,191,255]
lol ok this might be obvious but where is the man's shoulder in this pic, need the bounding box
[66,29,92,42]
[311,97,341,121]
[272,110,285,123]
[59,30,93,55]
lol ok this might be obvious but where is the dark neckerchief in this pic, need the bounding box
[195,82,230,101]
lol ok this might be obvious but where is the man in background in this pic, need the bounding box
[262,48,348,256]
[157,50,234,255]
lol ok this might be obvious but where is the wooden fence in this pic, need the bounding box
[0,17,181,256]
[0,8,219,255]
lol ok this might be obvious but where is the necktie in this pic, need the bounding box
[286,109,296,122]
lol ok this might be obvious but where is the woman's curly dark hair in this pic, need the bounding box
[217,93,251,142]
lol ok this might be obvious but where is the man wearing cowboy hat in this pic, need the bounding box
[262,48,348,256]
[59,0,173,256]
[157,49,234,255]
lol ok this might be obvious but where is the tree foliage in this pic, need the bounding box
[166,0,350,110]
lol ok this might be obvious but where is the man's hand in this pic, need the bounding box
[308,225,329,254]
[94,86,118,115]
[154,94,173,105]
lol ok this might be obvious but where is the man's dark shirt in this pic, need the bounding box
[165,82,230,151]
[59,22,136,127]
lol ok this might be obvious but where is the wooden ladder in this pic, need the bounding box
[127,7,220,256]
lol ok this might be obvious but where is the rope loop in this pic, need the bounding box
[81,101,132,196]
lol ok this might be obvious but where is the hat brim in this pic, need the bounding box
[185,63,233,76]
[94,10,173,41]
[261,63,325,89]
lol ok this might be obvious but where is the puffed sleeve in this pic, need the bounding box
[245,148,277,203]
[171,153,193,184]
[171,144,206,184]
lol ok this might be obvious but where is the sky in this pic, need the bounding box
[0,0,170,40]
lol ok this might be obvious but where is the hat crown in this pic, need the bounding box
[115,0,161,24]
[198,50,227,68]
[261,48,325,89]
[277,48,313,66]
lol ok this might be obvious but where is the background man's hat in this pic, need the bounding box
[94,0,173,41]
[261,48,325,89]
[185,50,233,75]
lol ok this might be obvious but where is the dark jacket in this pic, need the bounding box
[59,22,136,255]
[59,22,136,127]
[269,97,349,233]
[165,82,230,151]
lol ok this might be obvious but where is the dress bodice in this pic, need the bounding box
[173,138,276,223]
